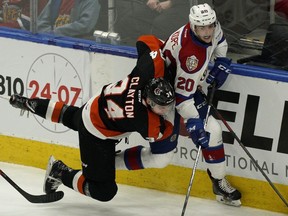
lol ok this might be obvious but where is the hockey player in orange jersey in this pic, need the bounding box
[9,36,175,202]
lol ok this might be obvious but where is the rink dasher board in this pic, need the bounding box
[0,33,287,214]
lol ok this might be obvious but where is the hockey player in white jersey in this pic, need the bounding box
[115,3,241,207]
[161,3,241,206]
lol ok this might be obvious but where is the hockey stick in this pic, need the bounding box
[0,95,10,101]
[181,83,216,216]
[0,169,64,203]
[198,88,288,207]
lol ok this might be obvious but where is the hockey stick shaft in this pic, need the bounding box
[0,169,26,195]
[181,84,216,216]
[0,95,9,101]
[198,89,288,207]
[180,145,202,216]
[0,169,64,203]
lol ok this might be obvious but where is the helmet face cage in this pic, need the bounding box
[189,3,217,31]
[144,78,175,106]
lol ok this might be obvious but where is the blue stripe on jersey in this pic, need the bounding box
[124,146,144,170]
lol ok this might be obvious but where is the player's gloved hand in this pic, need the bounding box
[206,57,232,89]
[185,118,210,148]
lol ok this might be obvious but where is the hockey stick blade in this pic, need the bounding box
[0,169,64,203]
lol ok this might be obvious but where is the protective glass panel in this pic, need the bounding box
[0,0,287,68]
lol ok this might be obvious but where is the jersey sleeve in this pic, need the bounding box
[132,35,166,88]
[212,23,228,59]
[162,34,178,69]
[135,108,173,142]
[136,35,164,60]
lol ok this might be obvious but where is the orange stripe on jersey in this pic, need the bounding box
[90,96,125,137]
[138,35,163,52]
[51,102,64,123]
[147,110,162,140]
[77,174,85,194]
[158,120,173,141]
[137,35,165,78]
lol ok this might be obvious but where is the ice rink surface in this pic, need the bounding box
[0,162,286,216]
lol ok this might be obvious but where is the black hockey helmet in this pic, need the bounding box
[144,77,175,106]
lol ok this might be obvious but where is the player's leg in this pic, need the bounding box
[44,118,118,202]
[194,90,241,206]
[9,94,81,131]
[9,94,48,117]
[204,116,241,205]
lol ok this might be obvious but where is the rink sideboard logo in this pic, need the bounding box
[176,89,288,155]
[0,53,84,133]
[0,63,288,148]
[175,147,281,177]
[175,89,288,181]
[213,90,288,154]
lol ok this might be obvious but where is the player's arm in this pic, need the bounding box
[176,94,211,149]
[161,27,185,83]
[136,35,164,59]
[115,110,174,170]
[205,23,232,89]
[162,33,177,68]
[211,23,228,59]
[135,35,166,82]
[115,145,174,170]
[141,110,174,143]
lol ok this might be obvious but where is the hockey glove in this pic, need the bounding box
[206,57,232,89]
[185,118,210,148]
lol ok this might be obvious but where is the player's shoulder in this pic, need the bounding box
[169,24,188,41]
[136,35,163,57]
[214,22,225,42]
[164,24,189,51]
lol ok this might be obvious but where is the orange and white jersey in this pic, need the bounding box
[82,35,173,141]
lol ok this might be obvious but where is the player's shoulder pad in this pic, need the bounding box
[214,22,225,43]
[136,35,163,58]
[164,24,187,51]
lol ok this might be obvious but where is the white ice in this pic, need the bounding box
[0,162,286,216]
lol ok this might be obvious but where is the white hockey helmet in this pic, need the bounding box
[189,3,217,31]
